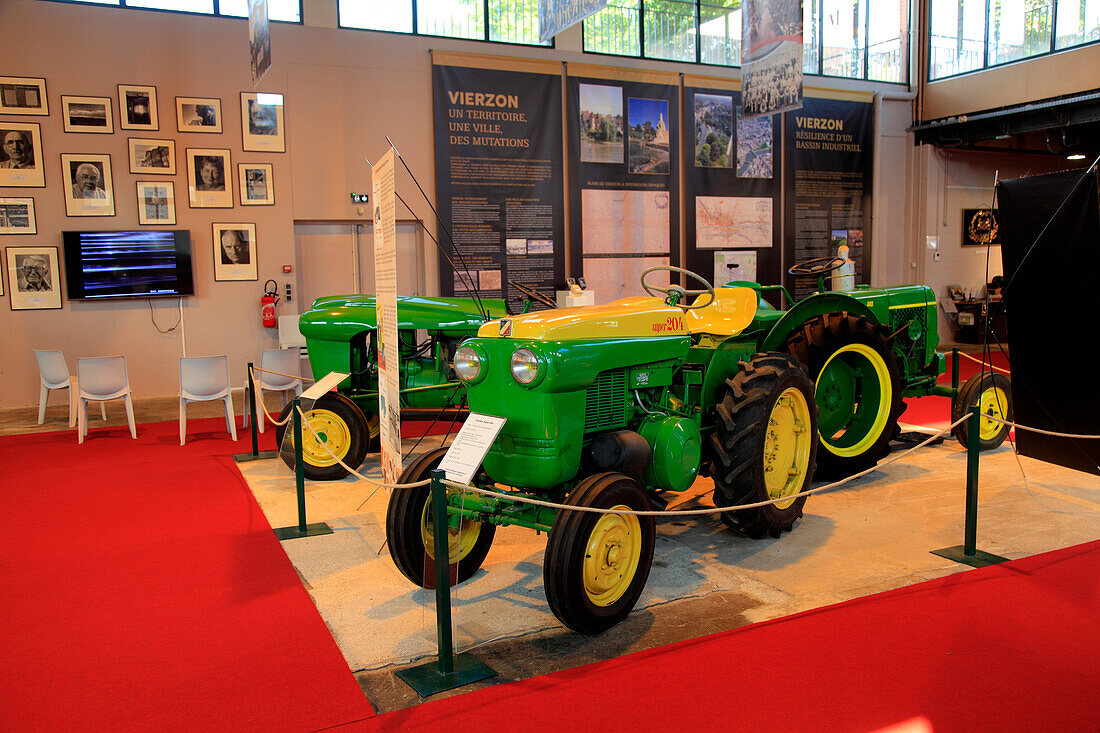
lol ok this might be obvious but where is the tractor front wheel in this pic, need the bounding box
[385,447,496,587]
[709,352,819,538]
[275,392,373,481]
[952,372,1013,450]
[544,473,656,634]
[785,313,903,479]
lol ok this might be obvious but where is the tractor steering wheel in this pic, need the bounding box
[508,280,557,309]
[641,266,715,310]
[788,256,846,278]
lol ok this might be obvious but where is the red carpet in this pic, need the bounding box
[0,418,375,730]
[902,350,1011,430]
[357,540,1100,732]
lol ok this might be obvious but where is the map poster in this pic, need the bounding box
[684,85,781,297]
[432,63,565,313]
[567,75,679,304]
[784,96,873,300]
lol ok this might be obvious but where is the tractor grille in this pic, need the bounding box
[890,306,927,373]
[585,369,628,433]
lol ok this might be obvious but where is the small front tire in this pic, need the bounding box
[953,372,1013,451]
[275,392,371,481]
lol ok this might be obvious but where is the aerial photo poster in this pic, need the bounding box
[567,74,679,303]
[684,83,782,298]
[784,95,874,299]
[432,62,565,312]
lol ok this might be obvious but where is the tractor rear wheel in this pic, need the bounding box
[544,473,656,634]
[386,447,496,587]
[709,352,818,539]
[952,372,1013,450]
[784,313,903,479]
[275,392,374,481]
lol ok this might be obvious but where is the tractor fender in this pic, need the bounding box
[759,293,878,352]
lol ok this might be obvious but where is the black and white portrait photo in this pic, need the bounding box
[16,252,51,292]
[61,153,115,216]
[0,123,44,187]
[212,222,258,281]
[119,84,159,130]
[240,92,285,152]
[194,155,225,191]
[6,246,62,310]
[186,148,232,208]
[176,96,222,133]
[219,228,250,265]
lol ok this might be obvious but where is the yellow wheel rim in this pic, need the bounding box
[763,387,814,510]
[299,409,351,467]
[816,343,892,458]
[583,505,642,607]
[977,386,1009,442]
[420,496,482,563]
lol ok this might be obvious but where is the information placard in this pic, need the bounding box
[437,413,507,485]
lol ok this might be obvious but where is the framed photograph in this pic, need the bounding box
[185,148,232,208]
[0,76,48,116]
[0,197,36,234]
[136,181,176,225]
[176,96,222,133]
[963,208,1002,247]
[61,153,115,217]
[61,96,114,133]
[128,137,176,175]
[118,84,159,131]
[240,92,285,152]
[6,246,62,310]
[212,222,258,281]
[0,122,45,187]
[238,163,274,205]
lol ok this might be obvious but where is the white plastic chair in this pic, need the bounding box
[243,348,302,433]
[76,356,137,444]
[179,356,237,446]
[35,349,105,427]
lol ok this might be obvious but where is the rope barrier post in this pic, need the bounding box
[234,362,277,463]
[396,469,496,697]
[932,408,1009,568]
[273,398,333,541]
[951,347,960,393]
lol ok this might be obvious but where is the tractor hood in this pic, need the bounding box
[477,300,688,341]
[301,294,508,340]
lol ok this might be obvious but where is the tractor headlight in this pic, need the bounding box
[453,346,483,383]
[510,347,543,386]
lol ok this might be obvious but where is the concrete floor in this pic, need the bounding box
[6,382,1097,716]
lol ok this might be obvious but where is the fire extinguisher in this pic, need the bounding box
[262,279,279,328]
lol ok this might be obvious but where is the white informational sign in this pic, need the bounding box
[741,0,803,119]
[248,0,271,84]
[437,414,507,485]
[539,0,607,42]
[301,372,348,401]
[715,251,758,285]
[372,149,402,485]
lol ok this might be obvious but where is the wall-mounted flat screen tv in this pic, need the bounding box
[63,230,195,300]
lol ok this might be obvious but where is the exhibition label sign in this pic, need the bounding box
[741,0,803,119]
[371,148,402,485]
[433,63,565,312]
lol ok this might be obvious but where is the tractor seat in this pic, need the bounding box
[683,287,758,337]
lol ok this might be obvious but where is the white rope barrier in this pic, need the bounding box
[957,351,1011,375]
[983,414,1100,440]
[247,366,295,428]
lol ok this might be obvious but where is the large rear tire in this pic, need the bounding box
[543,473,656,634]
[952,372,1012,451]
[385,447,496,587]
[784,313,903,479]
[275,392,373,481]
[709,352,819,539]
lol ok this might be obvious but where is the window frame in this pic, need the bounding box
[928,0,1100,83]
[336,0,553,49]
[40,0,304,24]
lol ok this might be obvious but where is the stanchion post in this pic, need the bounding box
[931,406,1009,568]
[395,468,496,696]
[234,362,278,463]
[273,398,333,540]
[951,347,960,393]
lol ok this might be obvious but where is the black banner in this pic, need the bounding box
[684,86,782,297]
[567,76,679,303]
[433,64,565,311]
[784,97,873,299]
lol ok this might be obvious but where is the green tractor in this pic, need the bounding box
[385,263,1012,633]
[277,283,556,480]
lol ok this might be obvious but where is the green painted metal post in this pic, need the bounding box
[272,398,333,540]
[951,347,960,393]
[963,406,980,557]
[394,468,496,695]
[248,362,259,456]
